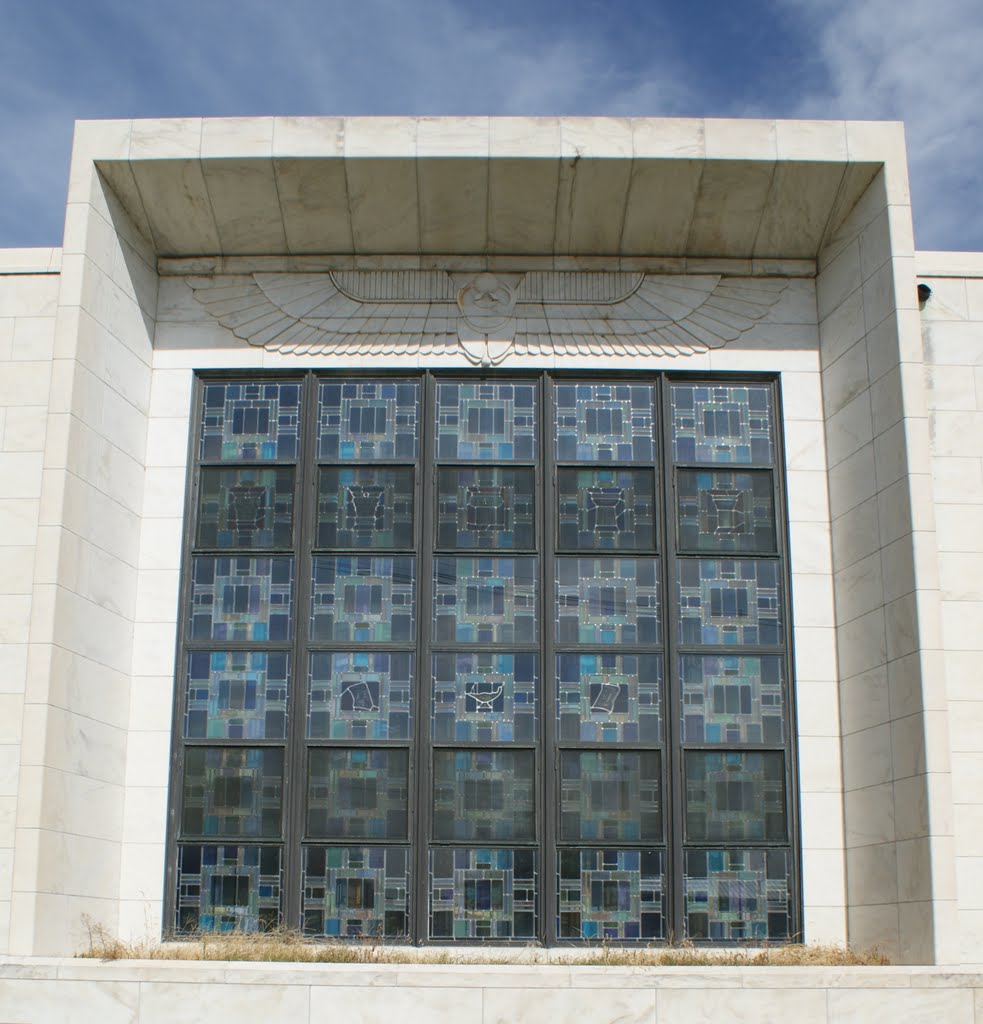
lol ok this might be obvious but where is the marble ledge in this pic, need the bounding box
[0,248,62,275]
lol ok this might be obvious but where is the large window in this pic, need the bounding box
[166,373,799,943]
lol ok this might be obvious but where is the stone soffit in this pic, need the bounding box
[83,117,893,262]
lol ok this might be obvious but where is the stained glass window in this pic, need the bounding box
[432,750,536,842]
[307,748,409,840]
[310,556,416,642]
[555,557,660,645]
[197,468,294,549]
[677,558,783,646]
[181,747,283,838]
[434,382,537,460]
[670,383,775,465]
[200,381,301,462]
[436,467,535,549]
[676,470,776,553]
[685,751,786,842]
[432,653,538,743]
[557,469,656,550]
[308,652,413,740]
[318,380,420,460]
[559,751,662,842]
[433,557,538,643]
[185,651,289,740]
[680,655,785,744]
[554,383,656,462]
[176,845,282,934]
[190,557,294,642]
[317,467,414,549]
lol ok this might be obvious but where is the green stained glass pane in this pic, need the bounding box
[677,558,783,645]
[184,651,289,740]
[557,849,665,941]
[317,467,414,549]
[435,382,538,460]
[181,747,283,838]
[307,651,414,741]
[560,751,662,843]
[685,751,787,842]
[318,380,420,460]
[429,848,537,940]
[557,468,656,550]
[436,467,535,549]
[302,846,409,939]
[676,469,776,552]
[307,748,409,840]
[432,750,535,842]
[189,557,294,642]
[554,382,656,462]
[175,845,282,934]
[432,653,538,743]
[310,556,416,642]
[200,381,300,462]
[685,849,791,941]
[196,467,294,549]
[671,383,775,465]
[680,654,785,744]
[556,653,662,744]
[433,557,538,643]
[555,557,660,645]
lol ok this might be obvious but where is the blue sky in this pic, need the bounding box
[2,0,981,251]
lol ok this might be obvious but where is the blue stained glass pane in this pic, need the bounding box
[429,848,537,940]
[181,747,283,838]
[557,849,665,941]
[318,380,420,460]
[176,844,282,934]
[680,654,785,744]
[317,467,414,549]
[307,748,409,840]
[432,653,538,743]
[685,751,787,843]
[434,382,538,460]
[557,468,656,550]
[685,849,791,941]
[436,467,536,550]
[432,750,535,842]
[433,557,538,644]
[190,557,294,642]
[554,383,656,462]
[556,653,662,744]
[677,559,783,645]
[310,556,416,642]
[676,469,776,553]
[303,846,409,939]
[196,467,294,549]
[184,651,289,740]
[671,383,775,465]
[200,381,300,462]
[308,651,414,740]
[555,557,660,645]
[560,751,662,843]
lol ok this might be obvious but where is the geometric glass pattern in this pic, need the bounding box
[557,849,665,940]
[557,468,656,550]
[302,846,410,938]
[436,467,536,549]
[196,467,295,549]
[310,556,416,643]
[677,558,783,645]
[676,469,776,553]
[175,845,282,934]
[684,848,791,940]
[432,557,538,643]
[307,651,414,741]
[189,557,294,642]
[555,557,660,645]
[432,653,538,743]
[184,651,289,740]
[200,381,301,462]
[680,655,785,744]
[429,848,537,939]
[559,751,662,843]
[432,750,536,842]
[181,747,283,838]
[307,748,409,841]
[685,751,787,843]
[556,652,662,744]
[670,383,775,465]
[434,382,538,461]
[317,380,421,460]
[554,382,656,462]
[317,467,414,549]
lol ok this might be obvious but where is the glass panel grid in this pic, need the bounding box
[433,556,538,644]
[190,556,294,643]
[554,382,656,462]
[307,748,409,840]
[437,467,536,550]
[200,381,301,462]
[557,468,656,551]
[677,558,783,646]
[317,467,414,549]
[307,652,414,741]
[185,651,289,740]
[681,654,785,744]
[310,556,416,642]
[670,383,775,465]
[176,844,282,934]
[559,750,662,843]
[676,469,776,553]
[318,380,420,460]
[432,653,538,743]
[196,467,294,549]
[555,557,660,645]
[685,751,787,843]
[435,382,538,460]
[181,747,283,839]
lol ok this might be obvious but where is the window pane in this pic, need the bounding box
[200,381,300,462]
[670,383,775,465]
[684,849,791,941]
[557,469,655,550]
[317,467,414,549]
[185,651,289,740]
[308,652,414,740]
[433,557,538,643]
[307,749,409,840]
[196,467,294,549]
[436,467,535,549]
[432,750,535,842]
[431,653,538,743]
[181,747,283,838]
[555,557,660,645]
[302,846,409,939]
[557,849,665,941]
[685,751,787,842]
[680,655,785,744]
[310,556,416,642]
[318,380,420,460]
[676,470,776,553]
[175,844,282,934]
[556,653,662,744]
[560,751,662,843]
[676,558,783,645]
[435,381,538,460]
[190,557,294,642]
[554,382,656,462]
[429,848,537,940]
